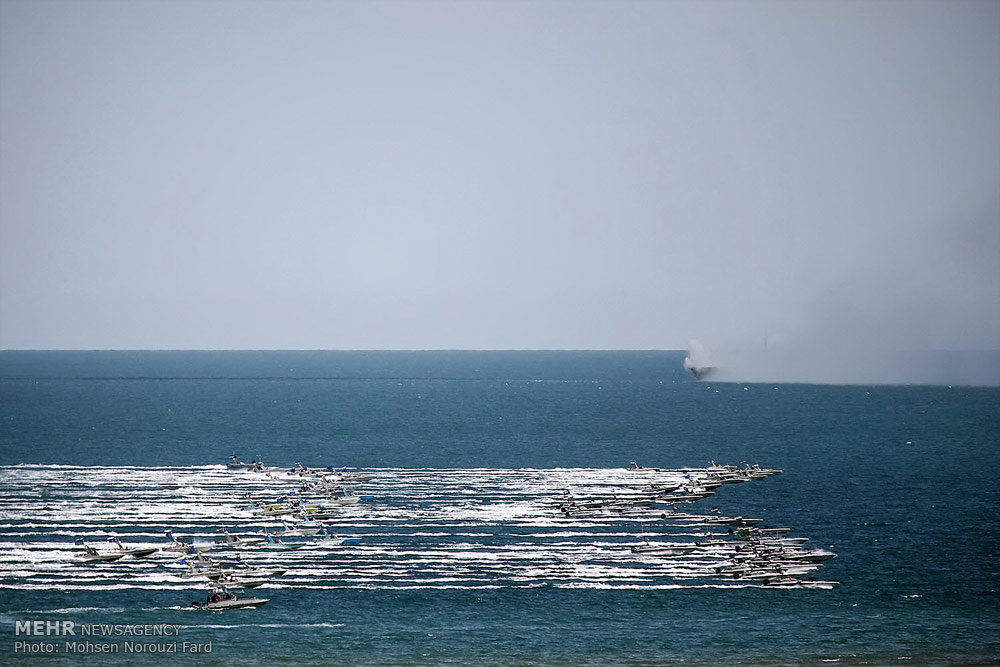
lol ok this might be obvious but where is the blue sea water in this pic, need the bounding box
[0,350,998,665]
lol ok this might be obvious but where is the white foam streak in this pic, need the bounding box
[1,464,813,597]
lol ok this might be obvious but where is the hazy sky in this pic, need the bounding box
[1,0,997,350]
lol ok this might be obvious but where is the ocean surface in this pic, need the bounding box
[0,350,997,665]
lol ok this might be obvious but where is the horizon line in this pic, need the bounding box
[3,347,999,353]
[0,348,687,353]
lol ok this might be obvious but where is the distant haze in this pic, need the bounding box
[1,1,997,367]
[687,339,1000,386]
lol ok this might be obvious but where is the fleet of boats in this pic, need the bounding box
[561,462,838,589]
[69,457,837,611]
[72,457,370,610]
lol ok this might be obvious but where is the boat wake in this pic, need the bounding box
[0,464,835,599]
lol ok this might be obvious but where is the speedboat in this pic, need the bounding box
[124,547,156,557]
[162,540,212,554]
[174,554,225,579]
[161,531,213,553]
[311,529,361,546]
[723,565,818,580]
[177,565,223,580]
[252,496,321,513]
[324,474,377,484]
[216,530,266,547]
[328,494,361,506]
[311,536,362,547]
[639,482,681,494]
[251,504,296,517]
[253,533,304,550]
[323,488,362,505]
[336,472,376,483]
[232,565,286,578]
[277,522,321,537]
[80,549,125,563]
[702,515,763,526]
[626,461,665,472]
[215,573,268,589]
[784,548,836,563]
[76,541,128,562]
[191,595,269,610]
[629,541,694,556]
[761,577,838,589]
[106,538,157,558]
[227,455,254,470]
[657,490,714,503]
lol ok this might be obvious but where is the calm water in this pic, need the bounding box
[0,351,998,665]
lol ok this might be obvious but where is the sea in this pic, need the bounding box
[0,350,997,665]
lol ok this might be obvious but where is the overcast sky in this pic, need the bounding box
[1,0,997,351]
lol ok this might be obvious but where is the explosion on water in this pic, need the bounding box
[683,340,718,381]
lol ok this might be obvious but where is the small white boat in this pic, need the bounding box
[161,540,212,554]
[236,566,286,577]
[251,503,297,517]
[319,488,362,505]
[76,541,127,562]
[626,461,665,472]
[277,523,321,537]
[105,538,157,558]
[126,547,156,557]
[177,567,221,580]
[630,542,694,556]
[216,574,268,589]
[175,556,224,578]
[337,473,376,482]
[253,534,304,550]
[191,595,269,610]
[216,530,266,548]
[322,470,377,483]
[80,550,125,563]
[310,530,361,546]
[161,531,213,553]
[786,549,836,563]
[227,455,254,470]
[703,515,763,526]
[761,578,837,589]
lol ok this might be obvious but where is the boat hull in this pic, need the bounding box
[192,598,269,610]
